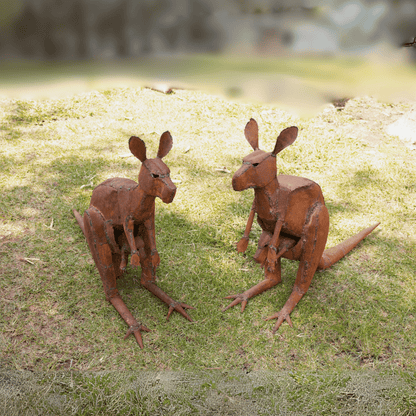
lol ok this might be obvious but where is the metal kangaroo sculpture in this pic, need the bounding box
[223,119,379,333]
[73,132,193,348]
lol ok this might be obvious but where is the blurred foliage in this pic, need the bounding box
[0,0,23,28]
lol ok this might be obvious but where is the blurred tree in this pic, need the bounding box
[0,0,24,28]
[0,0,414,60]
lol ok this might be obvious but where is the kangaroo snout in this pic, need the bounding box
[160,178,176,203]
[232,164,251,191]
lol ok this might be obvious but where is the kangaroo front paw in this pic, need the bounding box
[151,251,160,268]
[236,237,249,253]
[130,253,140,268]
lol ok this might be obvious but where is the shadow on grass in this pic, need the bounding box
[221,163,415,367]
[2,141,415,378]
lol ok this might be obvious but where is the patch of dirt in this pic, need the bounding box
[316,96,416,156]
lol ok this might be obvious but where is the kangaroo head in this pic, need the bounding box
[232,119,298,191]
[129,131,176,203]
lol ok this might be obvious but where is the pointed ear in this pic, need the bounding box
[157,131,173,159]
[272,126,298,156]
[129,136,147,162]
[244,118,259,150]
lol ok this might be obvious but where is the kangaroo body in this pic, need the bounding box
[90,178,152,225]
[73,132,193,348]
[255,175,324,237]
[224,119,379,332]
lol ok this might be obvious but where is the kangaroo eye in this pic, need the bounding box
[151,173,159,178]
[253,163,259,167]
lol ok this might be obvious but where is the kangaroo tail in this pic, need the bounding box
[73,209,86,237]
[318,222,380,270]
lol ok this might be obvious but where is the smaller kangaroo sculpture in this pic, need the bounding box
[223,119,379,333]
[73,132,193,348]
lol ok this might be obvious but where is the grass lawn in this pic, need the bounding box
[0,57,415,413]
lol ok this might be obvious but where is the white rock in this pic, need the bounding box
[386,110,416,150]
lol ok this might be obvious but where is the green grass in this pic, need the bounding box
[2,369,416,415]
[0,79,415,414]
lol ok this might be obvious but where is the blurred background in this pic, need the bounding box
[0,0,415,113]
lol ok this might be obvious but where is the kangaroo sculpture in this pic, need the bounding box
[223,119,379,333]
[73,132,193,348]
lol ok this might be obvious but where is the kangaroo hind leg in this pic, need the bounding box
[83,207,150,347]
[266,204,329,333]
[222,230,283,314]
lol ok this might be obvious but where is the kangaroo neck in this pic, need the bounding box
[254,177,280,219]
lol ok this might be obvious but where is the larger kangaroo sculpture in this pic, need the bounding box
[73,132,193,348]
[223,119,379,333]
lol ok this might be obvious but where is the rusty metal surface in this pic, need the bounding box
[224,118,379,333]
[74,132,193,347]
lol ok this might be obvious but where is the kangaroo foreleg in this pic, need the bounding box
[265,219,284,273]
[73,209,86,236]
[266,188,290,272]
[236,201,256,253]
[124,215,141,267]
[144,217,160,268]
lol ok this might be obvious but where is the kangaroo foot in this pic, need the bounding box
[167,300,194,321]
[265,289,304,333]
[265,307,293,334]
[222,293,250,312]
[141,280,194,322]
[110,296,150,348]
[223,262,282,313]
[123,322,151,347]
